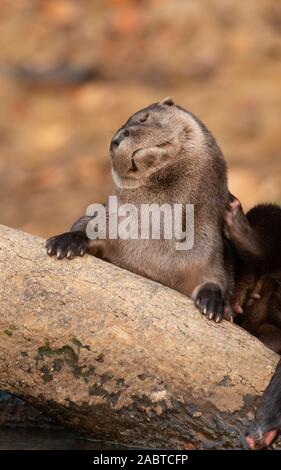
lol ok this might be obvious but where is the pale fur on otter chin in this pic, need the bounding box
[111,161,173,189]
[111,167,144,189]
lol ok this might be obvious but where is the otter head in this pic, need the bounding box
[110,97,206,189]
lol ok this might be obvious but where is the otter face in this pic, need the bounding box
[110,97,204,188]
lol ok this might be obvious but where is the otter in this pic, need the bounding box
[224,196,281,352]
[246,358,281,450]
[224,196,281,449]
[46,98,233,322]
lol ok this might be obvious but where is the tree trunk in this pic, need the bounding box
[0,224,279,449]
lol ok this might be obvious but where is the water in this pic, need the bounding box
[0,391,125,450]
[0,427,124,450]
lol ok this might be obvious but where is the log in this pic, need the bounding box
[0,224,280,449]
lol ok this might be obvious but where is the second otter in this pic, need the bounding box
[224,196,281,353]
[224,196,281,449]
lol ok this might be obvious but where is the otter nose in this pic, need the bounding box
[112,128,130,147]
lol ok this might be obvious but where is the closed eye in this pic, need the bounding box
[157,142,170,148]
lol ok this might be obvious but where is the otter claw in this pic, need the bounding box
[46,232,88,260]
[195,283,225,323]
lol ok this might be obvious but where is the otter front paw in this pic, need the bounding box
[46,232,88,259]
[245,423,278,450]
[223,196,243,240]
[195,283,225,323]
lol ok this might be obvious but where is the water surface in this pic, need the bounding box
[0,428,124,450]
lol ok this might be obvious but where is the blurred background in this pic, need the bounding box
[0,0,280,448]
[0,0,280,238]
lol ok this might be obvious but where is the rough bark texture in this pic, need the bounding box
[0,224,280,449]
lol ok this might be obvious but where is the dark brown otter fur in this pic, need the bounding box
[224,197,281,353]
[224,196,281,449]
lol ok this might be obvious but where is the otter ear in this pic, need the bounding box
[160,97,175,107]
